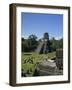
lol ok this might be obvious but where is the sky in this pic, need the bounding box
[21,12,63,40]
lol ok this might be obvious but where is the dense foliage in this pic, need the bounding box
[22,34,38,52]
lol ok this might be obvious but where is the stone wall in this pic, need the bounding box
[56,49,63,69]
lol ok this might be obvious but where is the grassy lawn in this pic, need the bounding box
[21,51,56,77]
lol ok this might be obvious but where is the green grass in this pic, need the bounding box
[21,52,56,76]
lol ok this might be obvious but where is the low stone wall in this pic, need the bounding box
[56,49,63,69]
[33,49,63,76]
[34,60,58,76]
[56,49,63,58]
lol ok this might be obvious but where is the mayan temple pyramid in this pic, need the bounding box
[36,32,50,54]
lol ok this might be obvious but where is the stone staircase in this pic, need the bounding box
[36,41,44,53]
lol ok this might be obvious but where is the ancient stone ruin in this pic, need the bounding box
[36,32,51,54]
[56,49,63,69]
[34,60,58,76]
[34,49,63,76]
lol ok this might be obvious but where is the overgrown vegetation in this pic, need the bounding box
[21,52,56,77]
